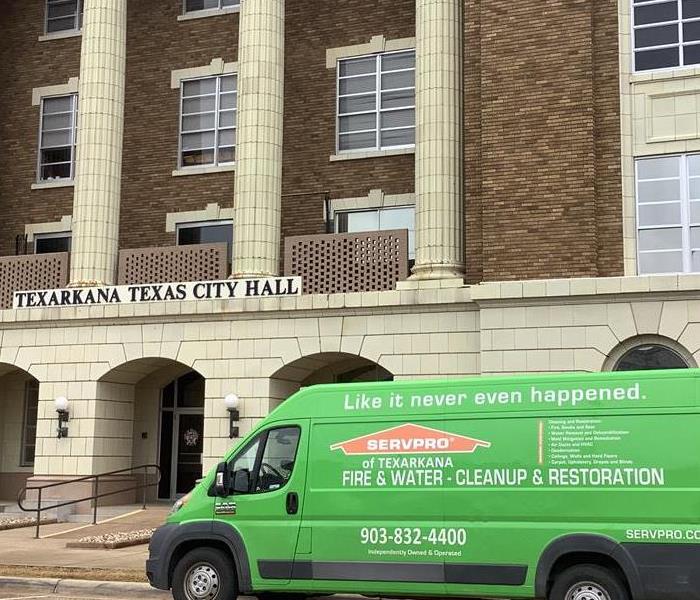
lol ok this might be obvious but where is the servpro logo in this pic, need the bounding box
[330,423,491,455]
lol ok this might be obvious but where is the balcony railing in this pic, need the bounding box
[117,243,228,285]
[0,232,408,309]
[0,252,69,309]
[284,229,409,295]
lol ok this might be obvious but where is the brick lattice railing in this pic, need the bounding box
[284,229,409,295]
[0,253,70,309]
[117,243,229,285]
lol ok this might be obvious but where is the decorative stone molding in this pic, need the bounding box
[32,78,79,106]
[38,30,82,43]
[329,147,414,162]
[171,58,238,89]
[327,190,415,221]
[24,216,73,243]
[165,203,234,233]
[177,5,240,22]
[602,334,698,371]
[172,164,236,177]
[325,35,416,68]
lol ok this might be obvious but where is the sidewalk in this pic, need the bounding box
[0,507,170,582]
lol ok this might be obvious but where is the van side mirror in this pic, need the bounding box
[214,462,230,497]
[233,469,251,494]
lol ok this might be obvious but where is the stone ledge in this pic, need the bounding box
[470,275,700,301]
[0,287,474,325]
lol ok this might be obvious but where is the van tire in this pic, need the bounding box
[172,547,238,600]
[549,564,629,600]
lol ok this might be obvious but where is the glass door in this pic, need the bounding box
[175,412,204,495]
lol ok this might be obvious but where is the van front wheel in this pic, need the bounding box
[549,565,630,600]
[172,548,238,600]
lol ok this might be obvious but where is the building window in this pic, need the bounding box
[38,94,78,182]
[184,0,239,13]
[35,232,71,254]
[636,154,700,274]
[633,0,700,71]
[45,0,83,34]
[179,75,237,168]
[335,205,415,259]
[21,381,39,467]
[177,220,233,268]
[337,50,415,153]
[614,344,689,370]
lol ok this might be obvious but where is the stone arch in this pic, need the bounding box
[94,358,208,500]
[602,335,697,372]
[268,352,394,411]
[0,362,40,500]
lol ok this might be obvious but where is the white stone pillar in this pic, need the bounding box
[69,0,127,286]
[232,0,285,278]
[411,0,465,280]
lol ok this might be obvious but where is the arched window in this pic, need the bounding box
[614,344,689,371]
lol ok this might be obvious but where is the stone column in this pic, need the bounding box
[69,0,127,286]
[411,0,465,280]
[232,0,285,278]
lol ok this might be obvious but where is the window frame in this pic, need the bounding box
[34,231,72,254]
[20,381,39,468]
[228,426,301,495]
[334,204,416,259]
[182,0,240,16]
[631,0,700,72]
[45,0,83,35]
[336,49,416,155]
[178,74,237,170]
[635,152,700,275]
[37,93,79,183]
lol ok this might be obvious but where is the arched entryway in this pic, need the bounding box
[269,352,393,410]
[0,363,39,501]
[97,358,206,501]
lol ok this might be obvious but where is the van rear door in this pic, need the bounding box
[214,421,309,586]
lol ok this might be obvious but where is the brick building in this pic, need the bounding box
[0,0,698,502]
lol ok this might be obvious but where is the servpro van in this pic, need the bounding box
[147,369,700,600]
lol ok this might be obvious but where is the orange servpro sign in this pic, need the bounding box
[330,423,491,455]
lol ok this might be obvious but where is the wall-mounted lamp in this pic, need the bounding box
[224,393,240,439]
[55,396,70,439]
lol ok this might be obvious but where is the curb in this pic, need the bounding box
[0,576,169,598]
[66,538,150,549]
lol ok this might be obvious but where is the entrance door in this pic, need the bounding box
[158,372,205,500]
[175,413,204,495]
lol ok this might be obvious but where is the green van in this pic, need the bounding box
[147,369,700,600]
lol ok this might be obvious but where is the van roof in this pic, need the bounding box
[266,368,700,422]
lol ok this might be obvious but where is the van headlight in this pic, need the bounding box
[170,491,192,514]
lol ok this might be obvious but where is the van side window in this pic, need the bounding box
[228,426,300,495]
[255,427,300,492]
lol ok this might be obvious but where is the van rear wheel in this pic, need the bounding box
[549,565,629,600]
[172,547,237,600]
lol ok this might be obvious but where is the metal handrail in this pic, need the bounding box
[17,463,162,538]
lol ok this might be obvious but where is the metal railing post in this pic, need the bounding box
[92,476,99,525]
[35,488,42,539]
[142,465,147,510]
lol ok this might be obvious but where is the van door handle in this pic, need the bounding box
[286,492,298,515]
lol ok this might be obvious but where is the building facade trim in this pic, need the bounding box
[328,190,415,220]
[329,147,415,162]
[24,216,73,243]
[170,58,238,89]
[31,78,79,106]
[166,203,234,233]
[325,35,416,68]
